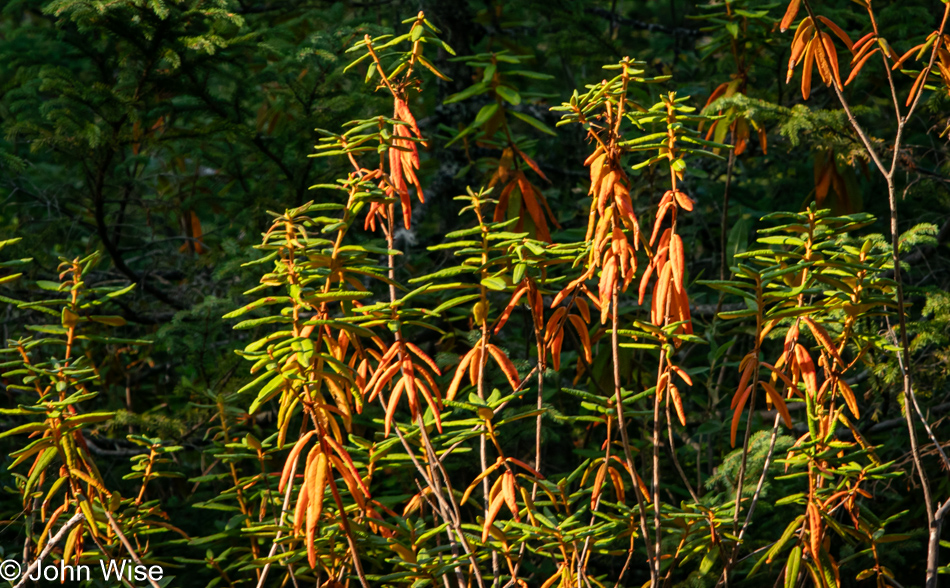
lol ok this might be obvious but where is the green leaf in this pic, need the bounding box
[444,82,489,104]
[223,297,292,319]
[474,103,500,126]
[25,447,57,498]
[784,545,801,588]
[433,294,482,315]
[495,86,521,105]
[89,315,127,327]
[0,422,47,439]
[481,277,506,291]
[509,110,556,136]
[248,375,289,414]
[232,316,293,330]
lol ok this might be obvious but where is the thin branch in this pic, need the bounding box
[255,455,299,588]
[736,415,782,545]
[102,508,162,588]
[13,512,85,588]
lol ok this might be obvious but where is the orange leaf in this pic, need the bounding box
[671,365,693,386]
[389,145,408,196]
[607,466,625,503]
[816,16,853,50]
[819,32,843,88]
[584,145,605,167]
[733,356,756,409]
[550,329,564,371]
[760,381,793,428]
[544,307,567,343]
[670,234,685,293]
[613,184,640,236]
[598,170,618,209]
[323,436,371,497]
[837,380,860,419]
[802,317,844,366]
[852,32,876,55]
[539,567,563,588]
[807,501,822,558]
[591,462,607,508]
[567,314,593,364]
[279,431,316,493]
[780,0,801,32]
[369,362,401,403]
[669,384,687,426]
[293,475,309,536]
[190,211,205,254]
[731,385,753,447]
[905,69,927,107]
[576,298,591,324]
[651,262,673,326]
[495,180,518,223]
[704,81,731,109]
[656,372,670,401]
[673,190,694,212]
[514,146,550,183]
[394,97,424,143]
[814,34,834,86]
[482,492,506,542]
[414,378,443,432]
[518,175,552,242]
[760,362,798,394]
[447,347,479,401]
[306,452,328,567]
[495,283,528,335]
[734,118,749,155]
[406,342,442,376]
[892,43,926,70]
[845,47,879,85]
[502,471,520,521]
[384,377,406,437]
[802,39,815,99]
[638,261,655,305]
[599,255,617,323]
[461,459,504,506]
[672,284,693,335]
[815,159,833,206]
[795,344,818,396]
[487,344,521,391]
[505,456,543,478]
[788,20,814,84]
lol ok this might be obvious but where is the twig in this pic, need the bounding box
[611,287,657,587]
[255,454,299,588]
[799,2,950,584]
[736,415,781,546]
[102,508,162,588]
[928,499,950,587]
[390,415,484,588]
[720,144,736,281]
[13,512,85,588]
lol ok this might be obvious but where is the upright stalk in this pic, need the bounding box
[796,2,950,583]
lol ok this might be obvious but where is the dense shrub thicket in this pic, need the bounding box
[2,0,950,586]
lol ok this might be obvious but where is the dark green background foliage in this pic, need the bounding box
[1,0,949,586]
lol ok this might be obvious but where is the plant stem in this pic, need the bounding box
[14,512,85,588]
[610,285,657,587]
[720,143,736,281]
